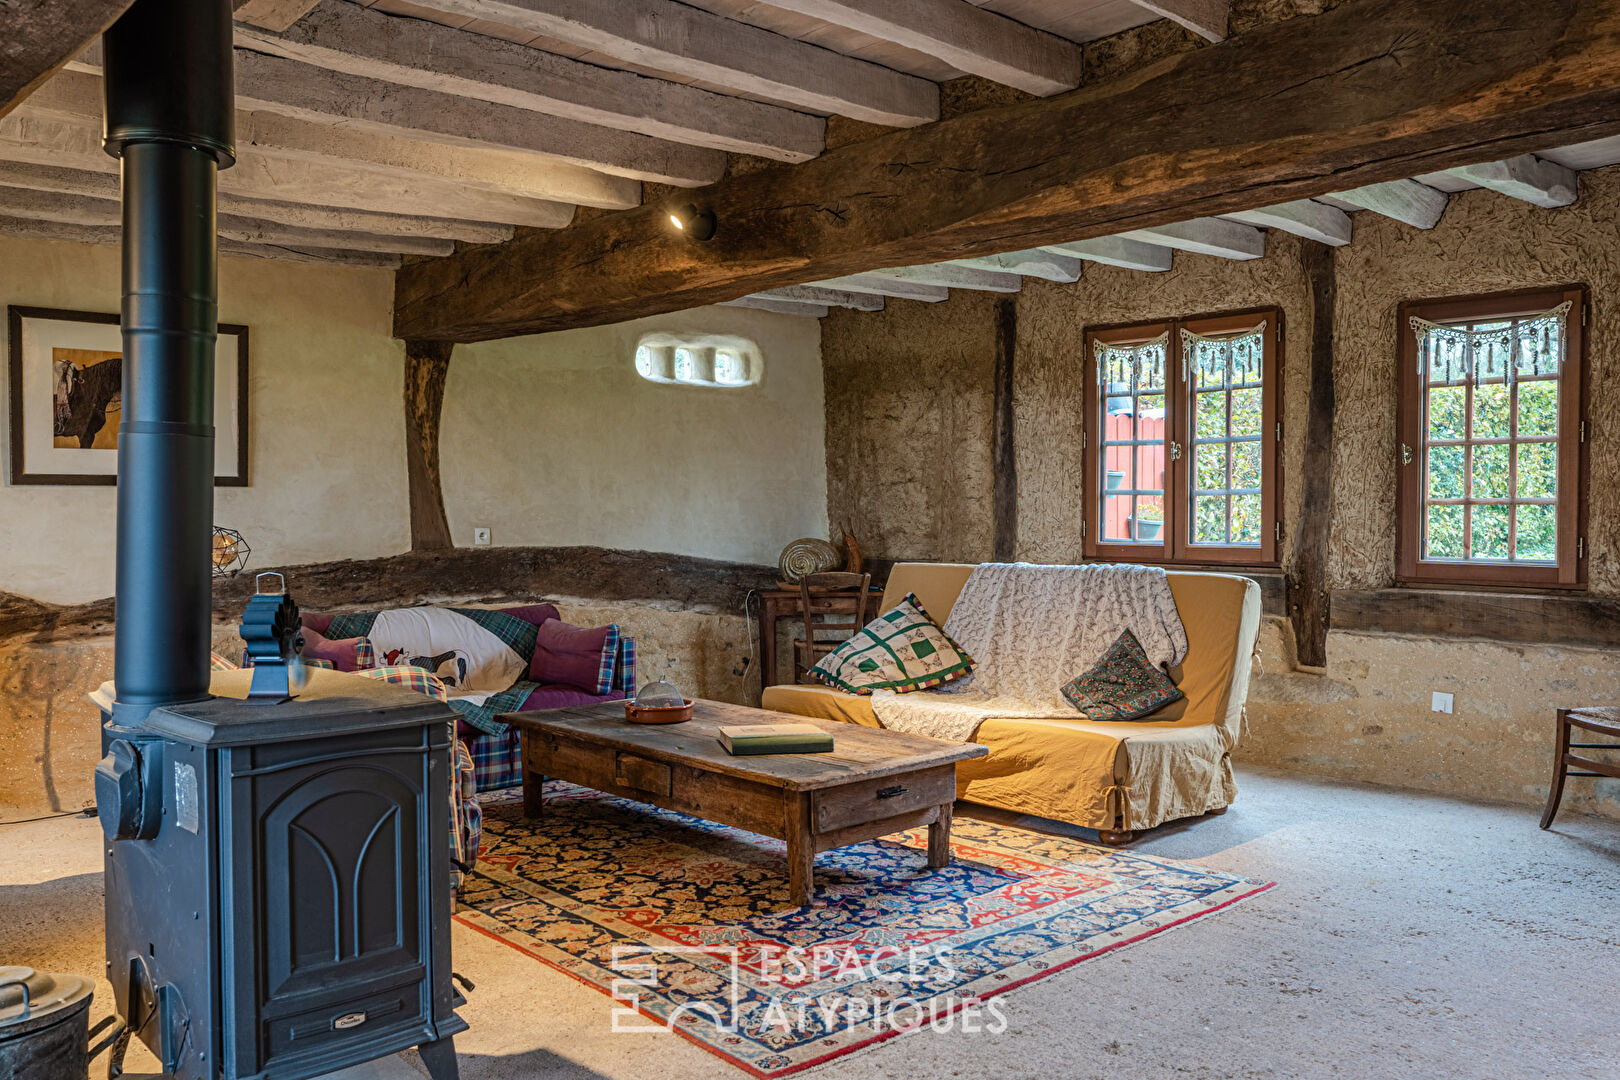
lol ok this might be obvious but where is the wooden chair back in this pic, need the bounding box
[795,571,872,681]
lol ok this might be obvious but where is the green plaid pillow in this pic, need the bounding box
[1060,629,1183,721]
[809,593,974,695]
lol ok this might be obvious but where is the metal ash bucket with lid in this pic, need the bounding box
[0,966,93,1080]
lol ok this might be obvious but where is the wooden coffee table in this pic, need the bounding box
[501,699,988,906]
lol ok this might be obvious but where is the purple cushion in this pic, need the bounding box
[301,612,335,635]
[300,626,372,672]
[500,603,561,628]
[528,620,612,692]
[518,684,625,712]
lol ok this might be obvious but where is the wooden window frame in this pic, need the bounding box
[1083,306,1283,568]
[1396,284,1588,590]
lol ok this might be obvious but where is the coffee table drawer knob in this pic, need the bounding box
[877,785,906,799]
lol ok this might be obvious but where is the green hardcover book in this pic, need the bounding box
[718,723,834,756]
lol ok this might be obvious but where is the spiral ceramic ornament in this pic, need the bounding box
[778,537,843,583]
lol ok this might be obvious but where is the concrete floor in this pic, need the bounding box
[3,765,1617,1080]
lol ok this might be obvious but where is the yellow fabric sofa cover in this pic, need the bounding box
[760,563,1261,834]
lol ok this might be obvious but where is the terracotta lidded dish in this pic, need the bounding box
[624,681,693,724]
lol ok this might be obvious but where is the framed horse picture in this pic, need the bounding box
[6,306,249,485]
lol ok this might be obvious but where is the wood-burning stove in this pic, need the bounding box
[95,669,467,1080]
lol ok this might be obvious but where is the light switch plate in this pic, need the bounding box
[472,527,491,547]
[1431,691,1454,714]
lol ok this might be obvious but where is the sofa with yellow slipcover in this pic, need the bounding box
[760,563,1262,843]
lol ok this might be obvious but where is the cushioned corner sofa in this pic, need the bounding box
[761,562,1262,843]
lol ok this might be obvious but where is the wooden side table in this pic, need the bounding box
[1541,706,1620,828]
[758,585,883,688]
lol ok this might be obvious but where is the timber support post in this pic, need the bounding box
[1289,238,1336,669]
[404,339,454,551]
[992,295,1018,562]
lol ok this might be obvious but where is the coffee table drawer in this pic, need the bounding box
[812,765,955,834]
[615,752,672,797]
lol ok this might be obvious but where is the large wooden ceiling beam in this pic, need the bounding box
[40,66,640,209]
[236,1,823,162]
[0,0,131,120]
[0,110,571,227]
[756,0,1083,96]
[1129,0,1229,42]
[395,0,1620,341]
[391,0,938,126]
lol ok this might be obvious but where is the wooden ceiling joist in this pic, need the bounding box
[1040,237,1173,272]
[1223,200,1352,247]
[1128,0,1229,42]
[0,0,132,120]
[751,285,886,310]
[755,0,1083,96]
[394,0,1620,341]
[720,296,829,317]
[1328,179,1450,229]
[868,264,1023,292]
[387,0,939,126]
[236,1,825,162]
[1446,154,1580,208]
[38,67,641,209]
[949,249,1083,282]
[0,111,573,227]
[0,184,456,256]
[0,213,404,268]
[1118,218,1265,260]
[232,0,320,31]
[809,275,950,302]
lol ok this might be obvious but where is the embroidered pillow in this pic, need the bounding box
[809,593,974,695]
[1060,629,1183,721]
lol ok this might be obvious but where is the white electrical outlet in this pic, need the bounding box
[1431,691,1454,714]
[472,527,492,547]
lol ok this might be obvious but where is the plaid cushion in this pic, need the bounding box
[449,736,482,890]
[468,728,523,793]
[809,593,975,695]
[356,665,451,701]
[1060,629,1184,721]
[595,625,622,695]
[209,651,238,671]
[354,638,376,670]
[616,635,637,696]
[304,658,336,670]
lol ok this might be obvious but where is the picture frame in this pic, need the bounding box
[6,305,249,486]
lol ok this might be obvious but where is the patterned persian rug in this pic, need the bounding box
[457,782,1274,1078]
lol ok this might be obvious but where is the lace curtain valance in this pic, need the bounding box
[1410,301,1570,389]
[1094,332,1168,388]
[1179,322,1266,386]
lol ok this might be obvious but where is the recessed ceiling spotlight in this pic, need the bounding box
[668,203,717,241]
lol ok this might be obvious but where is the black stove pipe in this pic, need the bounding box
[102,0,235,722]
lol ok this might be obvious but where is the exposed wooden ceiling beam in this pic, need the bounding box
[1129,0,1228,42]
[41,65,640,209]
[389,0,938,126]
[869,264,1023,292]
[0,184,456,255]
[755,0,1082,96]
[809,275,950,302]
[395,0,1620,340]
[1224,199,1353,246]
[0,158,514,242]
[232,0,319,31]
[1118,218,1265,259]
[1329,178,1450,229]
[1447,154,1579,208]
[949,249,1082,282]
[752,285,885,311]
[0,213,404,268]
[1040,237,1173,272]
[0,110,573,227]
[0,0,131,120]
[720,296,828,317]
[236,1,823,162]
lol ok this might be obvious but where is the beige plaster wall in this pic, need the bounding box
[442,305,827,566]
[822,176,1620,822]
[0,235,410,605]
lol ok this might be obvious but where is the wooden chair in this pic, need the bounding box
[794,571,872,683]
[1540,706,1620,828]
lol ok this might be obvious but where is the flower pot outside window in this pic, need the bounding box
[1129,516,1163,541]
[1105,470,1126,491]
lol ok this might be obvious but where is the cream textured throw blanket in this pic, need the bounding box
[871,563,1187,743]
